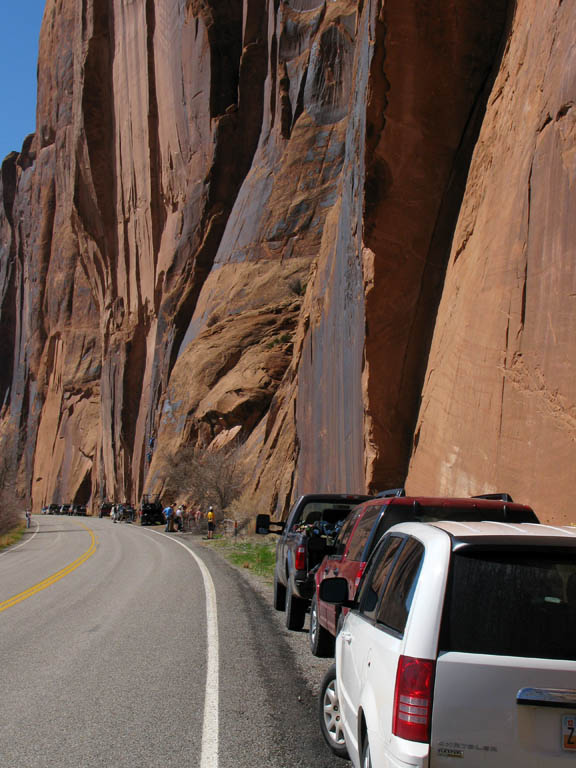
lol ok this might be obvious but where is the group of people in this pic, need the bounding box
[110,503,134,523]
[162,503,216,537]
[162,502,185,532]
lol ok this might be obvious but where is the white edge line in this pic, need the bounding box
[146,530,219,768]
[0,518,40,557]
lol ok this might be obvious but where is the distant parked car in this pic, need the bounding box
[48,504,60,515]
[310,491,539,657]
[319,520,576,767]
[99,502,113,518]
[71,504,87,516]
[60,504,71,515]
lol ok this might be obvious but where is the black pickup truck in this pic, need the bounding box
[140,494,164,525]
[256,494,370,630]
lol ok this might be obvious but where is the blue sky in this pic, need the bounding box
[0,1,46,161]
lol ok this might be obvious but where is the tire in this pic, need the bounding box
[285,587,307,631]
[318,663,349,759]
[273,573,286,611]
[309,594,335,657]
[361,736,372,768]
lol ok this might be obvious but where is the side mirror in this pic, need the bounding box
[255,514,286,535]
[319,577,355,608]
[255,514,270,534]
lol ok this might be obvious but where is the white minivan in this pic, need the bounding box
[319,521,576,767]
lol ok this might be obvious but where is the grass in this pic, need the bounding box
[206,536,277,582]
[0,523,25,552]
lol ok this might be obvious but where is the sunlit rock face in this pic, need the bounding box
[2,0,270,508]
[1,0,575,524]
[406,0,576,523]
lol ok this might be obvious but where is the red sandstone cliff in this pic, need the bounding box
[0,0,574,523]
[407,0,576,524]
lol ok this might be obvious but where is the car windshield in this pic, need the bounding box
[440,547,576,660]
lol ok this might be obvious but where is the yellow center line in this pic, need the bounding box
[0,521,97,614]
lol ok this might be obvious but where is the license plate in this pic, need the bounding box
[562,716,576,751]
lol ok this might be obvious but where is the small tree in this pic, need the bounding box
[0,427,22,536]
[161,442,247,516]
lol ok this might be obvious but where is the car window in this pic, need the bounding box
[358,535,404,620]
[440,548,576,660]
[346,505,383,561]
[333,508,362,557]
[293,502,355,529]
[376,538,424,634]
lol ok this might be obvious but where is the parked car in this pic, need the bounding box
[48,503,60,514]
[71,503,87,516]
[140,494,164,526]
[60,503,71,515]
[99,502,113,518]
[310,491,539,656]
[256,493,372,630]
[319,520,576,767]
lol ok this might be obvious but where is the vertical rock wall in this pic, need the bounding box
[362,0,511,491]
[407,0,576,522]
[1,0,575,523]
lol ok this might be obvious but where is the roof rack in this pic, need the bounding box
[471,493,514,503]
[375,488,406,498]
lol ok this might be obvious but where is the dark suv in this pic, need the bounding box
[310,491,539,656]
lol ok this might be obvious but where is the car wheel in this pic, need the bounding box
[361,736,372,768]
[318,663,349,759]
[285,587,307,631]
[273,573,286,611]
[309,595,335,657]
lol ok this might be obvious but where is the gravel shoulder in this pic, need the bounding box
[195,533,352,766]
[200,536,334,697]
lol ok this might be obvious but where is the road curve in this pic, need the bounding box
[0,516,340,768]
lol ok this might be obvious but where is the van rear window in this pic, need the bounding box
[440,548,576,660]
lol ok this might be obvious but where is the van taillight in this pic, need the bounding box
[354,562,367,590]
[294,546,306,571]
[392,655,435,743]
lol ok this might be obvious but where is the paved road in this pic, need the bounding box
[0,516,340,768]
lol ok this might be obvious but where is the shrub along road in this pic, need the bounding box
[0,516,340,767]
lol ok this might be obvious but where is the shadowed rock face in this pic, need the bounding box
[362,0,511,490]
[1,0,575,523]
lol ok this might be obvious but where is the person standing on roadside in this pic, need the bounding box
[207,506,215,539]
[181,503,188,530]
[25,509,31,529]
[175,504,184,532]
[163,502,174,532]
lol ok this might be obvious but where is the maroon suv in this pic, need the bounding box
[309,491,539,656]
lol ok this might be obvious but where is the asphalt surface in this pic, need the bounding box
[0,516,343,768]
